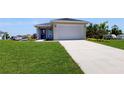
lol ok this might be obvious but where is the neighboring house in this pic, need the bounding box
[104,34,117,39]
[35,18,89,40]
[15,35,23,40]
[11,35,23,40]
[11,35,29,41]
[117,34,124,39]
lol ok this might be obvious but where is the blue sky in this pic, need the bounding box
[0,18,124,36]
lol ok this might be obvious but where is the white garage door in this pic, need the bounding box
[54,24,86,40]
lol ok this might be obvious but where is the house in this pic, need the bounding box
[117,34,124,39]
[15,35,23,40]
[11,35,28,41]
[35,18,89,40]
[11,35,23,40]
[104,34,117,39]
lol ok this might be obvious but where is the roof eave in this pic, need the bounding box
[51,20,90,24]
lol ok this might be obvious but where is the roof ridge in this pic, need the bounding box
[53,18,83,21]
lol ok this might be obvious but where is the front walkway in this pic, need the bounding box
[59,40,124,74]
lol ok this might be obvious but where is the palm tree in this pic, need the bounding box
[99,21,108,31]
[97,21,109,39]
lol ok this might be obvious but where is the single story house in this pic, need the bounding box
[11,35,28,41]
[35,18,89,40]
[104,34,117,39]
[117,34,124,39]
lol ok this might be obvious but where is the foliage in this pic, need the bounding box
[31,33,37,39]
[2,32,10,40]
[86,22,123,39]
[111,25,122,36]
[86,22,109,39]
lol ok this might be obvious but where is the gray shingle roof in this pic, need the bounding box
[54,18,83,21]
[52,18,90,23]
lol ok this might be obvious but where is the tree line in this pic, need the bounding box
[86,22,123,39]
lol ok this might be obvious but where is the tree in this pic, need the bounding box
[86,22,109,39]
[86,23,94,38]
[99,21,108,30]
[5,32,10,39]
[96,22,109,39]
[31,33,37,39]
[2,32,10,40]
[111,25,122,36]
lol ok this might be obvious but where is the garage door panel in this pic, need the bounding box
[54,24,85,40]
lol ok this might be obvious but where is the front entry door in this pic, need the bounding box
[41,30,46,39]
[47,30,53,40]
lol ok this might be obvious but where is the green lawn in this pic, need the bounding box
[88,38,124,50]
[0,41,83,74]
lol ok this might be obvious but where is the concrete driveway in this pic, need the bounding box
[59,40,124,74]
